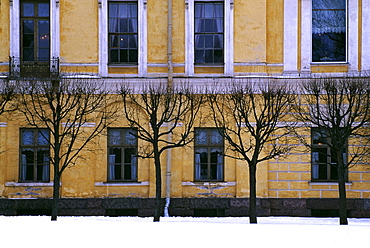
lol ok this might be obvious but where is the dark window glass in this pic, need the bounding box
[194,128,223,181]
[20,129,50,182]
[312,0,346,62]
[21,1,50,62]
[108,128,138,181]
[108,2,138,64]
[311,128,347,181]
[194,2,224,64]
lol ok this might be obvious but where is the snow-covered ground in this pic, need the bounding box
[0,216,369,248]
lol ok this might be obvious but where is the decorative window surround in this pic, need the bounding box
[361,1,370,74]
[9,0,60,61]
[99,0,147,77]
[300,0,359,76]
[6,182,55,187]
[185,0,234,76]
[283,0,299,76]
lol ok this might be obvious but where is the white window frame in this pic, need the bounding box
[9,0,60,61]
[99,0,147,77]
[300,0,358,75]
[185,0,233,76]
[283,0,299,76]
[361,1,370,74]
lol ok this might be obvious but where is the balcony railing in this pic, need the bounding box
[9,57,60,79]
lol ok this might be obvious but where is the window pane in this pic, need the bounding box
[129,49,138,63]
[109,4,119,17]
[38,3,49,17]
[23,34,34,48]
[22,3,34,17]
[110,35,119,48]
[120,18,128,33]
[23,20,34,33]
[312,0,346,62]
[23,48,34,61]
[109,130,122,145]
[110,49,119,62]
[22,130,34,145]
[195,130,207,144]
[109,18,119,33]
[38,20,50,34]
[37,130,49,145]
[120,35,129,48]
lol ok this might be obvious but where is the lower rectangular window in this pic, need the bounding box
[108,128,138,181]
[194,128,224,181]
[19,129,50,182]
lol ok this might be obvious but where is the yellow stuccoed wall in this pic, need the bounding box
[59,0,99,64]
[0,1,10,64]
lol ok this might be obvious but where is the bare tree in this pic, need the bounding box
[16,76,118,221]
[294,77,370,225]
[119,82,204,222]
[208,81,296,224]
[0,80,16,116]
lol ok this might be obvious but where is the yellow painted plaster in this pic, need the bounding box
[108,66,139,75]
[60,0,98,63]
[266,0,284,64]
[0,0,10,62]
[234,0,267,63]
[147,0,167,64]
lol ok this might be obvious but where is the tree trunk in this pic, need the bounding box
[51,173,60,221]
[338,164,348,225]
[153,146,162,222]
[249,164,257,224]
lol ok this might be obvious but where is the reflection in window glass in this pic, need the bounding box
[195,2,224,64]
[312,0,346,62]
[194,128,223,181]
[108,128,138,181]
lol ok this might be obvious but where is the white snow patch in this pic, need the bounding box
[0,216,369,248]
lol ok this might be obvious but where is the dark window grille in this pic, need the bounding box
[311,128,348,182]
[108,128,138,181]
[19,128,50,182]
[194,2,224,64]
[194,128,224,181]
[312,0,346,62]
[108,2,138,64]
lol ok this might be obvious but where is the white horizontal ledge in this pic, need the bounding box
[0,122,7,127]
[6,182,54,187]
[182,181,236,186]
[95,181,149,186]
[62,122,96,127]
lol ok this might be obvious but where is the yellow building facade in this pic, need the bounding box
[0,0,369,217]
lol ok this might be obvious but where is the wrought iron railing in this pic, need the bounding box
[9,56,60,79]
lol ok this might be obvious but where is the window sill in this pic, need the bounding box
[310,62,349,66]
[6,182,54,187]
[182,181,236,186]
[194,64,224,67]
[108,64,138,68]
[95,181,149,186]
[309,181,352,186]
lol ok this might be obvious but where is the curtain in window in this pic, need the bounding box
[21,154,28,180]
[42,154,49,181]
[312,151,319,179]
[109,154,116,180]
[195,153,201,180]
[131,154,137,180]
[312,0,346,34]
[216,153,223,180]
